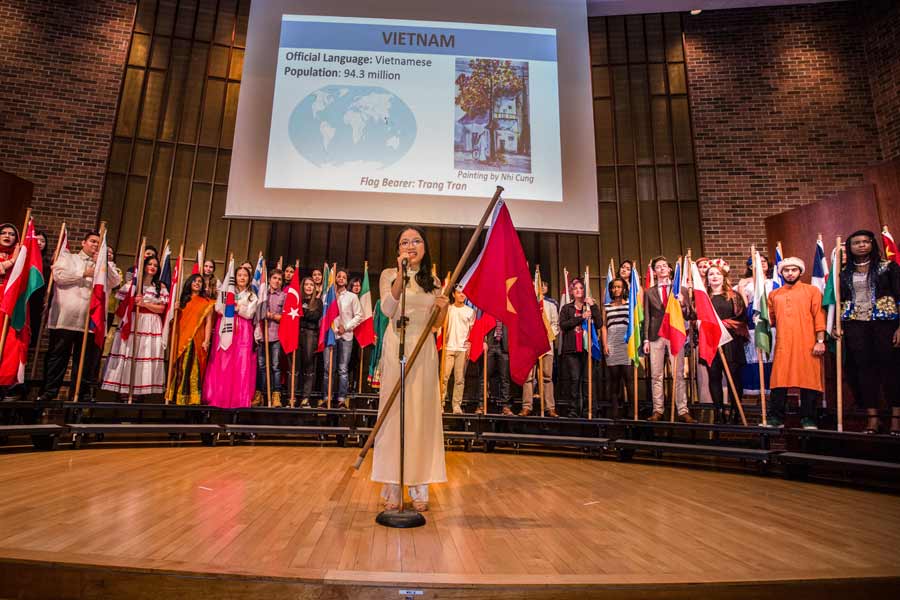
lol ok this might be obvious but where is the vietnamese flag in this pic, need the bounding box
[460,202,550,385]
[0,219,45,331]
[279,264,303,354]
[354,262,375,348]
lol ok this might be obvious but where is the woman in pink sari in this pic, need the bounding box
[203,265,258,408]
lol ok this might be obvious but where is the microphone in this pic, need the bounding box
[401,258,408,269]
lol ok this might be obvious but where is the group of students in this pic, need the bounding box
[439,230,900,434]
[2,223,898,433]
[152,253,368,409]
[0,224,370,409]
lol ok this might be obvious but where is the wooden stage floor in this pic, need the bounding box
[1,445,899,599]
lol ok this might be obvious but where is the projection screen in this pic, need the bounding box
[227,0,597,232]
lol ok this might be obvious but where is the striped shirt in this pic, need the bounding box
[604,303,630,366]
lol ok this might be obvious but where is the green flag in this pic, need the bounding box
[752,251,771,354]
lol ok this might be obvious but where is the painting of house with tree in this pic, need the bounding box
[453,58,531,174]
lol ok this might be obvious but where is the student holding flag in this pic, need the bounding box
[702,262,748,424]
[642,256,696,422]
[559,277,602,418]
[835,230,900,435]
[738,253,775,397]
[767,257,826,429]
[167,273,213,404]
[101,255,168,398]
[38,230,121,402]
[372,226,449,512]
[441,286,475,415]
[203,261,258,408]
[521,272,559,417]
[255,267,285,407]
[602,277,631,418]
[322,269,363,409]
[0,220,45,394]
[298,277,323,406]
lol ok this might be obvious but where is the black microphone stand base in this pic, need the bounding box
[376,508,426,528]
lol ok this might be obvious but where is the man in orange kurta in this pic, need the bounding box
[768,257,826,428]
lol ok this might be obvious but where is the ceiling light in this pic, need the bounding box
[690,9,702,15]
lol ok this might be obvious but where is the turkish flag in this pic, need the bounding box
[461,202,550,384]
[279,269,303,353]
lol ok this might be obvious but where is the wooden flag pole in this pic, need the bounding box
[670,356,677,422]
[749,244,767,426]
[72,221,105,402]
[354,186,504,469]
[164,243,184,404]
[538,358,545,416]
[30,221,67,379]
[0,315,8,366]
[290,350,297,406]
[834,236,843,432]
[585,265,593,420]
[719,346,747,425]
[633,359,640,420]
[684,251,698,405]
[258,251,272,408]
[483,350,488,415]
[0,208,32,365]
[439,306,450,403]
[358,347,365,395]
[127,237,149,404]
[327,347,334,408]
[755,349,767,425]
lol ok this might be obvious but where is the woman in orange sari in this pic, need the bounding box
[168,274,214,404]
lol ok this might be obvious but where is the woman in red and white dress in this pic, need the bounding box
[102,256,168,399]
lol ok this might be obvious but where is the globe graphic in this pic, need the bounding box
[288,85,417,168]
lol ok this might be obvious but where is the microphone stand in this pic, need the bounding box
[376,258,426,528]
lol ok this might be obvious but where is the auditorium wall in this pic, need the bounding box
[684,1,892,268]
[863,0,900,163]
[1,0,898,289]
[0,0,135,242]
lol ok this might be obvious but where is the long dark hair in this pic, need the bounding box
[300,276,321,311]
[143,257,162,298]
[396,225,437,293]
[842,229,882,289]
[180,273,204,308]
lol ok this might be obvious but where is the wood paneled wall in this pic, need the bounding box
[99,1,703,296]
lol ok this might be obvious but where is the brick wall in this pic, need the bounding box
[684,1,882,268]
[864,0,900,162]
[0,0,134,246]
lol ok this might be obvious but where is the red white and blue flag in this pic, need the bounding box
[217,257,236,350]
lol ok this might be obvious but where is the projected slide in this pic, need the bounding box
[264,16,563,202]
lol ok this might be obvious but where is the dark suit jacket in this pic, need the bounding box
[643,284,695,342]
[485,321,509,353]
[558,302,603,354]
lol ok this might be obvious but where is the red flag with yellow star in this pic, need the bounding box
[460,202,550,385]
